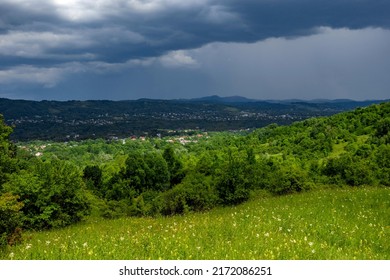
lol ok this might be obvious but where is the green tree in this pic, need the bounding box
[120,151,170,195]
[83,165,103,195]
[122,152,147,193]
[0,115,16,188]
[375,117,390,144]
[4,160,90,229]
[163,146,184,186]
[144,151,170,192]
[215,149,250,205]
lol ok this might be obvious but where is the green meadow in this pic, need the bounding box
[2,186,389,260]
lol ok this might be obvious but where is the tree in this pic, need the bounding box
[121,151,170,194]
[163,146,184,186]
[374,144,390,185]
[4,160,90,229]
[375,117,390,143]
[122,152,147,193]
[144,151,170,192]
[83,165,103,195]
[215,149,250,205]
[0,115,16,188]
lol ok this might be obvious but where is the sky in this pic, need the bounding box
[0,0,390,101]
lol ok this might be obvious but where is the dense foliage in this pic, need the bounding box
[0,193,23,246]
[3,160,90,229]
[0,117,21,246]
[0,102,389,247]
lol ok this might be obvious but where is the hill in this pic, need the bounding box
[0,101,389,259]
[1,186,389,259]
[0,97,386,141]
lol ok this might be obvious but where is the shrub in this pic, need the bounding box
[156,174,218,215]
[0,193,23,247]
[83,165,103,195]
[322,155,374,186]
[100,200,130,219]
[3,160,91,229]
[0,115,17,187]
[215,150,251,205]
[266,164,311,195]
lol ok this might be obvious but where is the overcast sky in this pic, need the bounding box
[1,0,389,101]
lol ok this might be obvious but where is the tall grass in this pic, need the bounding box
[2,187,389,260]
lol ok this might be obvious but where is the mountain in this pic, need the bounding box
[189,95,257,103]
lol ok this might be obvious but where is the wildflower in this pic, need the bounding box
[308,242,314,247]
[120,237,125,241]
[83,242,88,248]
[9,252,14,259]
[311,249,316,254]
[264,233,270,237]
[46,241,51,245]
[25,244,32,250]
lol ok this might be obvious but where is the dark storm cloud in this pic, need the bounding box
[0,0,389,101]
[1,0,389,66]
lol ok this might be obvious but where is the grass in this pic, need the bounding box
[1,186,389,260]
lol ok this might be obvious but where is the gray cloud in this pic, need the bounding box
[0,0,389,100]
[2,0,389,64]
[188,27,390,100]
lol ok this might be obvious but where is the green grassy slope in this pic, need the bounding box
[2,187,389,260]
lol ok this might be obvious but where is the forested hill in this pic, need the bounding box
[0,100,389,245]
[0,97,385,141]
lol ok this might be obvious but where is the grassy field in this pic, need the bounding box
[1,186,389,260]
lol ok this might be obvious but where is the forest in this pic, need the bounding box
[1,101,390,251]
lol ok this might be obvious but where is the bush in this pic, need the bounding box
[215,150,251,205]
[374,145,390,186]
[266,164,311,195]
[100,200,130,219]
[0,193,23,247]
[83,165,103,195]
[3,160,91,229]
[156,174,218,215]
[322,155,374,186]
